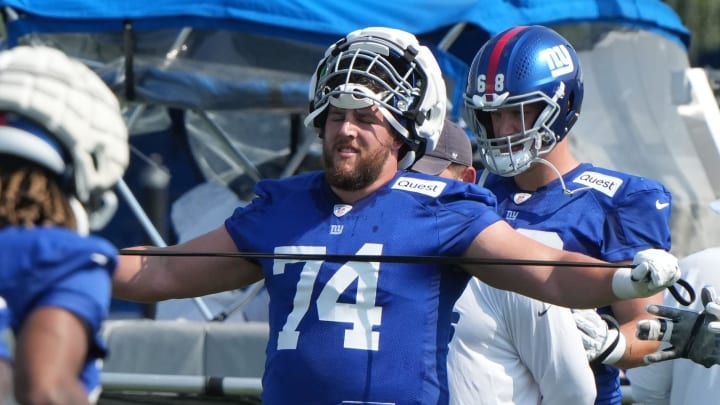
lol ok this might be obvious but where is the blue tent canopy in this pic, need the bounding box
[0,0,691,51]
[0,0,691,114]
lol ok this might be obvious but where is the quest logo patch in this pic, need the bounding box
[572,171,623,197]
[392,177,446,197]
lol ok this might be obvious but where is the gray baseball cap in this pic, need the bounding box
[410,119,472,175]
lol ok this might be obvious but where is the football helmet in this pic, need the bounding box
[0,46,129,231]
[464,25,583,176]
[304,26,446,168]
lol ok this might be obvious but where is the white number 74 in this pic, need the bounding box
[274,244,384,351]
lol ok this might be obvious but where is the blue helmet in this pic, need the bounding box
[464,25,584,176]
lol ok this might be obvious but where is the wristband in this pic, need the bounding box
[612,267,639,299]
[591,314,627,366]
[599,329,626,365]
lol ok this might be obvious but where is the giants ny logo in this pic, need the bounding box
[330,224,343,235]
[538,45,574,77]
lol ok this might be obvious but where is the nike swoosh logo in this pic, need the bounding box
[656,200,670,210]
[537,305,552,317]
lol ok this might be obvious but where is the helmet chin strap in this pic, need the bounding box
[69,197,89,236]
[377,106,418,170]
[398,150,416,170]
[531,157,591,196]
[69,190,119,235]
[87,191,119,231]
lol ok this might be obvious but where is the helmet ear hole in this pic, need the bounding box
[565,111,579,134]
[564,92,580,134]
[91,150,100,171]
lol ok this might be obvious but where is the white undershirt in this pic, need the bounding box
[447,278,596,405]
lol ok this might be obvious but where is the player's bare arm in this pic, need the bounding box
[574,267,665,368]
[113,225,263,302]
[462,220,678,309]
[612,290,663,368]
[463,220,614,308]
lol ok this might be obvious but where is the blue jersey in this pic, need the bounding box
[225,170,501,405]
[484,163,672,405]
[0,227,117,396]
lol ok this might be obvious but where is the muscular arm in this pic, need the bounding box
[113,225,264,302]
[462,220,620,309]
[612,290,663,369]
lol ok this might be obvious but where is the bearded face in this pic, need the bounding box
[323,138,390,191]
[321,106,400,192]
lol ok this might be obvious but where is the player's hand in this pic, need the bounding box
[573,309,626,365]
[705,292,720,334]
[612,249,680,299]
[636,286,720,367]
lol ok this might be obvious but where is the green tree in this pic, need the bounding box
[665,0,720,67]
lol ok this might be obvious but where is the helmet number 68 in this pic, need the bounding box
[475,73,505,93]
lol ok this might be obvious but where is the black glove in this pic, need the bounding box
[636,286,720,368]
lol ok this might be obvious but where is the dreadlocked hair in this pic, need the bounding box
[0,155,76,229]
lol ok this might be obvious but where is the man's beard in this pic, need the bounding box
[323,143,389,191]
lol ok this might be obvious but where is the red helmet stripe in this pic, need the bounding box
[487,26,527,93]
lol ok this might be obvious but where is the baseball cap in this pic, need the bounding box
[410,119,472,175]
